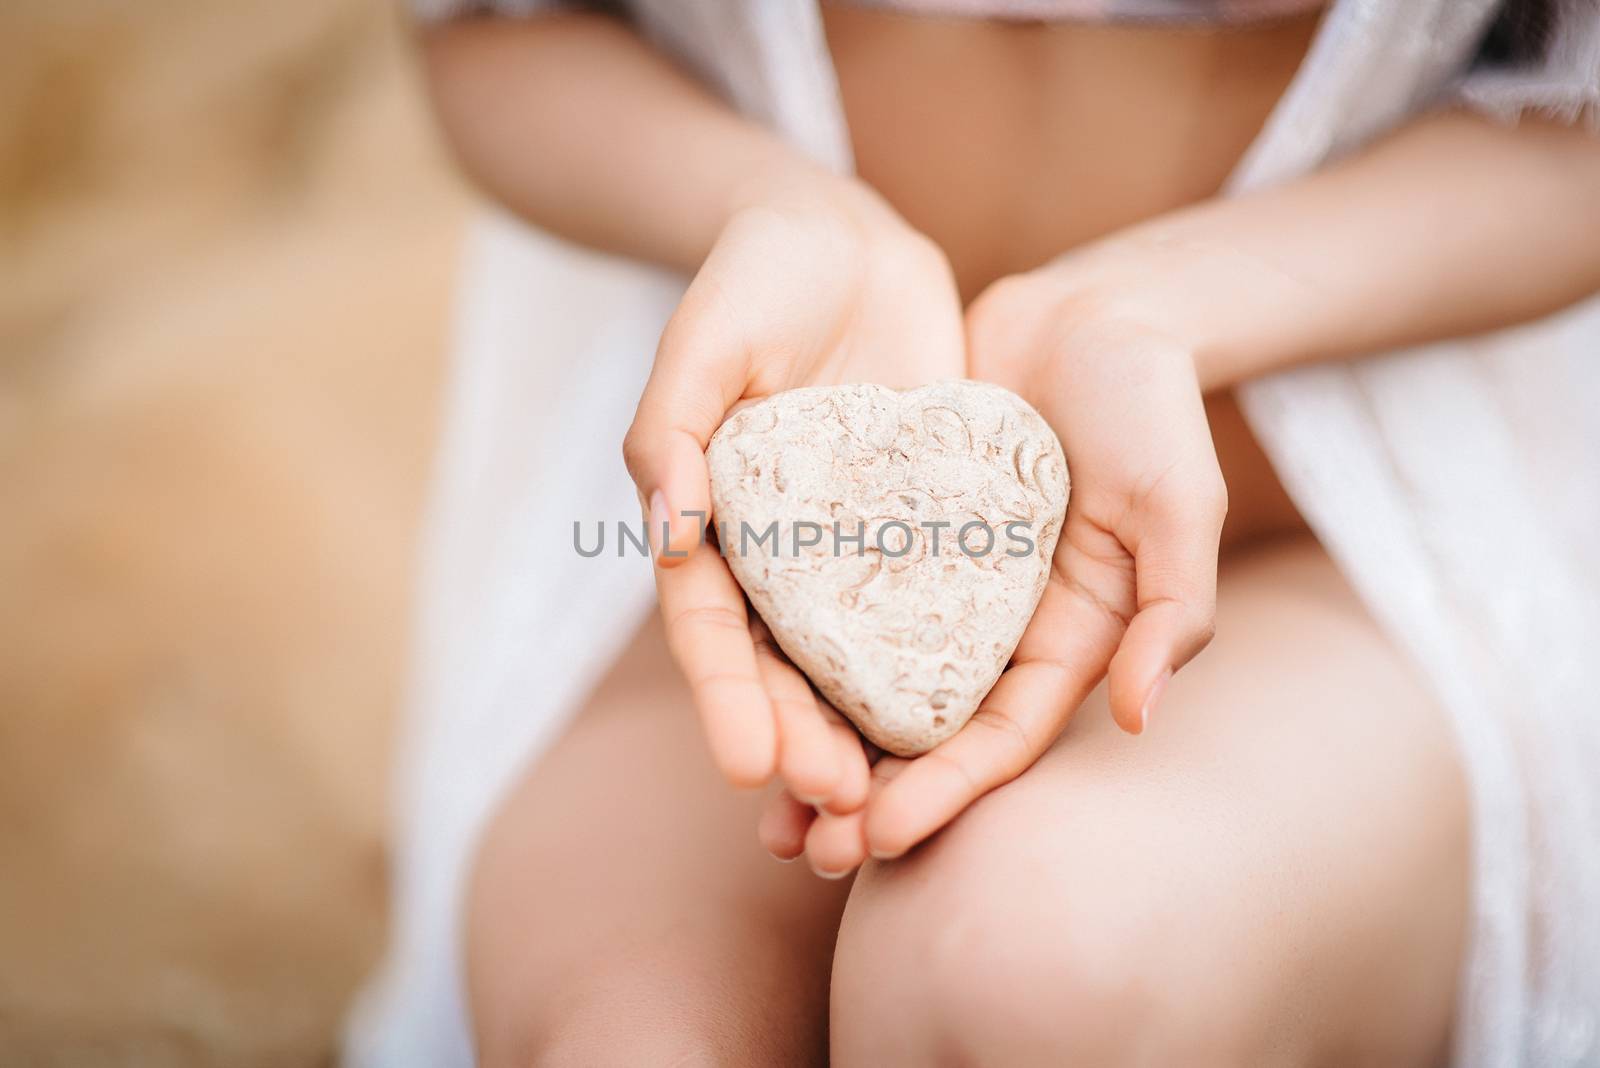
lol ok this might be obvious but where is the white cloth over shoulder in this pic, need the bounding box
[350,2,1600,1066]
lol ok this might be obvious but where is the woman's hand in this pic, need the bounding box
[764,257,1229,873]
[624,169,966,821]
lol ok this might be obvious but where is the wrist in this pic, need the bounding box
[720,151,885,235]
[1048,225,1323,392]
[708,161,936,295]
[642,135,846,271]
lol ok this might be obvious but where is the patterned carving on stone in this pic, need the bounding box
[707,381,1069,755]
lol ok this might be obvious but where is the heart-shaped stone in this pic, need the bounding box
[706,381,1068,756]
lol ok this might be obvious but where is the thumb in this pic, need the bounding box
[623,298,747,565]
[1106,470,1226,733]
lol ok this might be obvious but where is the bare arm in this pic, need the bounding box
[882,109,1600,867]
[418,12,969,834]
[418,13,826,271]
[1049,110,1600,389]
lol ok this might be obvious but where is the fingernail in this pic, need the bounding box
[812,866,853,881]
[770,852,798,864]
[649,489,670,560]
[868,845,903,861]
[1140,668,1172,734]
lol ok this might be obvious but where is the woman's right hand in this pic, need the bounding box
[624,168,965,823]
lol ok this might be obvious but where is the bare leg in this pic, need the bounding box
[832,537,1470,1067]
[464,613,851,1067]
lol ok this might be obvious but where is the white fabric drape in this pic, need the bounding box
[1228,7,1600,1064]
[348,2,1600,1065]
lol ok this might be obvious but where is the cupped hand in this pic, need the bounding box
[763,262,1229,874]
[624,170,965,815]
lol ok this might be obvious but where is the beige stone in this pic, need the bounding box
[707,381,1068,756]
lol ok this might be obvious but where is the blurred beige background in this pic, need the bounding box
[0,1,467,1063]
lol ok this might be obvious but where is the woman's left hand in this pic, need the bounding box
[760,256,1230,874]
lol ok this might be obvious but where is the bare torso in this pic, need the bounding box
[822,3,1321,548]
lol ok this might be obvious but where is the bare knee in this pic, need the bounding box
[464,785,744,1068]
[479,983,730,1068]
[831,542,1467,1066]
[466,769,835,1068]
[831,800,1292,1066]
[470,913,793,1068]
[468,829,818,1068]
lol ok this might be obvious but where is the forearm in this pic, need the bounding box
[417,13,829,271]
[1081,110,1600,390]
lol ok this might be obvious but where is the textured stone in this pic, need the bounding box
[706,381,1068,756]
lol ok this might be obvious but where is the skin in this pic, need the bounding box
[466,541,1468,1066]
[417,7,1600,1063]
[465,612,852,1067]
[830,539,1468,1068]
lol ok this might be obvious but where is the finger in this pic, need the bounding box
[758,788,814,862]
[820,721,871,816]
[806,756,910,877]
[1107,471,1225,734]
[864,582,1116,860]
[751,621,843,804]
[804,696,873,816]
[656,548,776,788]
[804,809,866,879]
[622,294,745,565]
